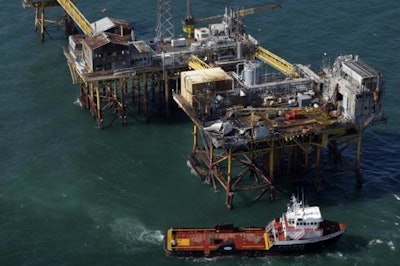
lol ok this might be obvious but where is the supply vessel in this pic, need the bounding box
[164,195,346,257]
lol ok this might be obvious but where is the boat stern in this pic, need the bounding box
[164,228,174,254]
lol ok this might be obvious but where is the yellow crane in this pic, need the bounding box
[182,0,195,38]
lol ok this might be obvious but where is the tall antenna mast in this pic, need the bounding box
[156,0,175,41]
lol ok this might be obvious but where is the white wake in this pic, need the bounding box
[109,217,164,253]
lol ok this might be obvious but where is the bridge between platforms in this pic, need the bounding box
[22,0,92,41]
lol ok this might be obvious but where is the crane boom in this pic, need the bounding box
[197,4,281,24]
[239,4,281,17]
[197,14,224,24]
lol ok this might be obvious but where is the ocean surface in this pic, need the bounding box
[1,0,399,265]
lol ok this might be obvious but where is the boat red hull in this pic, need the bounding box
[164,221,346,257]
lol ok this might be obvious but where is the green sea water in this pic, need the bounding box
[1,0,399,265]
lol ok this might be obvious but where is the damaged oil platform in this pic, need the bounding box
[23,0,387,208]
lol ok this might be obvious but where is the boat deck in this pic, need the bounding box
[166,227,271,253]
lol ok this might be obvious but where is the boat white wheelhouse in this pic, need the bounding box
[282,195,324,240]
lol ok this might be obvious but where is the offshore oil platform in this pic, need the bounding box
[23,0,386,208]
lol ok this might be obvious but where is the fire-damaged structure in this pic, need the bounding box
[23,0,387,208]
[173,54,385,208]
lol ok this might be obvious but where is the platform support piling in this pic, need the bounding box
[269,140,275,182]
[34,6,39,31]
[226,148,233,209]
[95,85,103,128]
[165,78,170,116]
[121,80,127,125]
[287,147,293,174]
[192,124,198,153]
[207,142,213,185]
[40,4,45,41]
[143,73,149,118]
[304,151,309,171]
[209,143,218,190]
[315,145,321,191]
[355,130,363,185]
[137,78,142,112]
[89,83,95,116]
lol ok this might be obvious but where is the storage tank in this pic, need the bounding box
[242,62,261,85]
[237,41,243,59]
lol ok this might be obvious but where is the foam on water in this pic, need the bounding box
[109,217,164,253]
[186,160,198,177]
[73,98,82,108]
[190,256,272,266]
[367,238,396,252]
[191,257,218,264]
[387,241,395,251]
[326,251,346,259]
[368,239,384,246]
